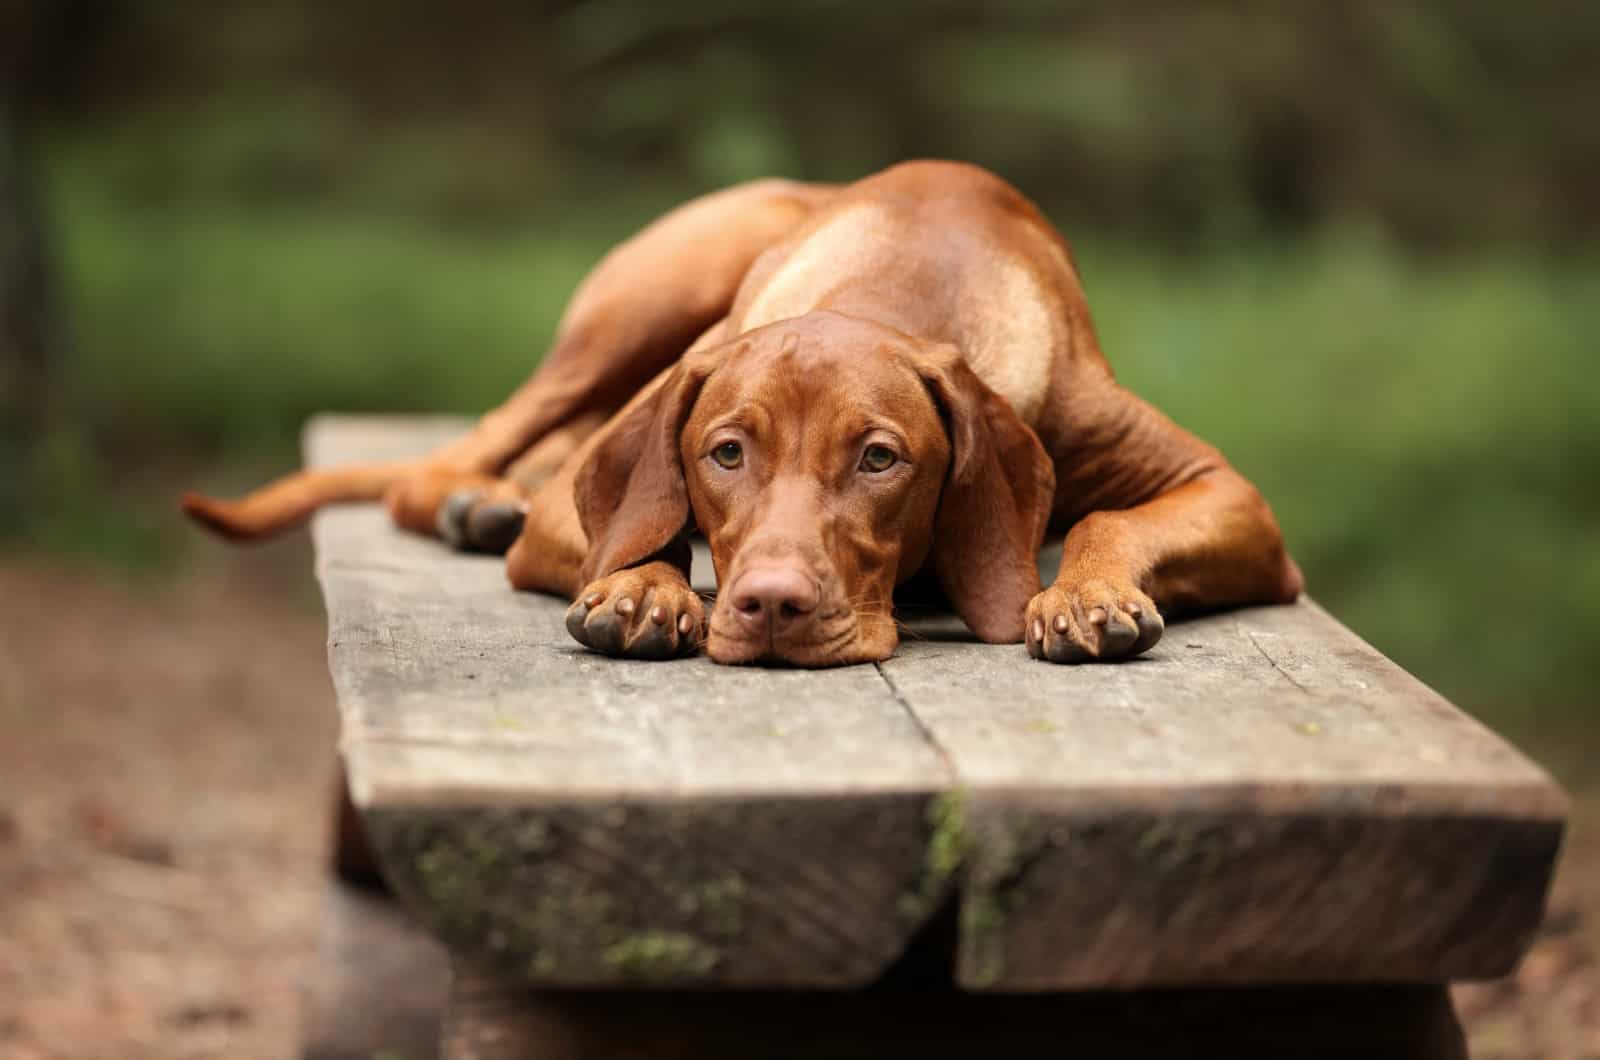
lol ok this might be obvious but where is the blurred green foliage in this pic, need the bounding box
[5,1,1598,734]
[18,1,1600,249]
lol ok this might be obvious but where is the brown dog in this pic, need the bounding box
[184,161,1302,667]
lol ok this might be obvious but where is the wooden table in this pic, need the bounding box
[307,415,1566,1059]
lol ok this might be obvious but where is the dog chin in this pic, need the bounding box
[704,617,897,668]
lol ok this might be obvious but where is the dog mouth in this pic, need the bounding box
[705,611,893,668]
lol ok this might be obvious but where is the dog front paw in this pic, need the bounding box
[1025,577,1163,663]
[565,562,705,660]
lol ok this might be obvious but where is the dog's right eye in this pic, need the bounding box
[711,441,744,469]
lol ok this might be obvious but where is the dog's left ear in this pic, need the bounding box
[574,349,723,585]
[915,345,1056,642]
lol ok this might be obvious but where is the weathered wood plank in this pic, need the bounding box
[308,416,953,987]
[882,602,1567,988]
[306,414,1566,991]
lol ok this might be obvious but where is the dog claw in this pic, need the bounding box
[1097,613,1141,657]
[625,619,676,660]
[1043,622,1091,663]
[565,599,593,643]
[1130,606,1165,655]
[437,489,482,548]
[583,608,626,653]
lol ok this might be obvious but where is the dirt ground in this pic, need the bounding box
[0,546,337,1060]
[0,548,1595,1059]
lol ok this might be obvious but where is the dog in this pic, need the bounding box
[184,160,1303,667]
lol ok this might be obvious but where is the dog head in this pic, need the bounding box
[574,310,1054,666]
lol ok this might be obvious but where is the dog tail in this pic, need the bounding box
[180,460,416,541]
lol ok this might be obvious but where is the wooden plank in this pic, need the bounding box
[306,414,1566,991]
[307,416,953,988]
[882,604,1568,988]
[441,964,1468,1060]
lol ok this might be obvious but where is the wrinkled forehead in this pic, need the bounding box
[690,327,942,438]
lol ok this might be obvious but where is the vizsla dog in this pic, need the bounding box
[184,161,1302,667]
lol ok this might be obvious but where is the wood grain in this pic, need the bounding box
[882,601,1567,988]
[307,414,1566,990]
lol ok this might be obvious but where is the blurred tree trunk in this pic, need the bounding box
[0,115,63,525]
[1,2,70,527]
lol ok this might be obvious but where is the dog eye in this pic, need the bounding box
[711,441,743,469]
[859,444,898,473]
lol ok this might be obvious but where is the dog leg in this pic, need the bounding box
[182,180,832,543]
[502,441,595,598]
[503,411,704,661]
[401,410,613,555]
[384,180,834,544]
[420,179,835,475]
[1027,379,1302,663]
[380,470,530,554]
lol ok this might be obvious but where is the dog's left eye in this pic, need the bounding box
[711,441,743,469]
[859,444,898,473]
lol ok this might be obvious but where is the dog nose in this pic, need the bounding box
[728,565,819,634]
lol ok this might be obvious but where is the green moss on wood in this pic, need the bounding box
[602,931,721,981]
[515,891,614,940]
[377,810,765,984]
[960,812,1041,988]
[515,817,553,853]
[963,891,1006,988]
[927,789,970,882]
[1136,819,1230,876]
[699,874,746,938]
[414,826,504,931]
[898,788,969,923]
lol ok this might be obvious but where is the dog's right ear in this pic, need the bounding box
[574,349,723,585]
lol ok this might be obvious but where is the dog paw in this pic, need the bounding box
[565,563,705,660]
[1025,577,1163,663]
[437,489,526,554]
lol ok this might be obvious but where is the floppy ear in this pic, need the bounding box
[916,346,1056,642]
[573,350,722,585]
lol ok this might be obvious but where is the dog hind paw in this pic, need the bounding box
[437,489,526,554]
